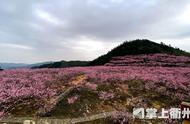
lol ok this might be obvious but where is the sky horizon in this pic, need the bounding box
[1,0,190,63]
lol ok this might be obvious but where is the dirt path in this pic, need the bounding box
[0,111,115,124]
[54,75,87,105]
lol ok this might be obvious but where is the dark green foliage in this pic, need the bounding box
[0,66,3,71]
[89,39,190,65]
[32,61,89,69]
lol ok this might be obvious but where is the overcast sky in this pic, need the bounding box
[0,0,190,63]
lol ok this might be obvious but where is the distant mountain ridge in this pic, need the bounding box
[0,63,28,69]
[0,62,53,69]
[0,61,89,69]
[89,39,190,66]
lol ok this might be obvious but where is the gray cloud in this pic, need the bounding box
[0,0,190,63]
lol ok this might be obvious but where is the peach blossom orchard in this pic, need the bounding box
[0,65,190,117]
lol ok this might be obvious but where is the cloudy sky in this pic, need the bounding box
[0,0,190,63]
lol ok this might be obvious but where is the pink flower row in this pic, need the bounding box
[106,54,190,67]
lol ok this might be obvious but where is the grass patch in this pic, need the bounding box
[48,87,102,118]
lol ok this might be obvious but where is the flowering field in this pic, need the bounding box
[0,66,190,123]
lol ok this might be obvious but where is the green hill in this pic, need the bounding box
[32,61,89,68]
[89,39,190,65]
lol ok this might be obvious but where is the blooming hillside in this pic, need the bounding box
[0,66,190,123]
[105,54,190,67]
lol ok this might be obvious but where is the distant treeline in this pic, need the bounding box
[32,61,89,69]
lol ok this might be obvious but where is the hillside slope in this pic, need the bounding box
[89,39,190,66]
